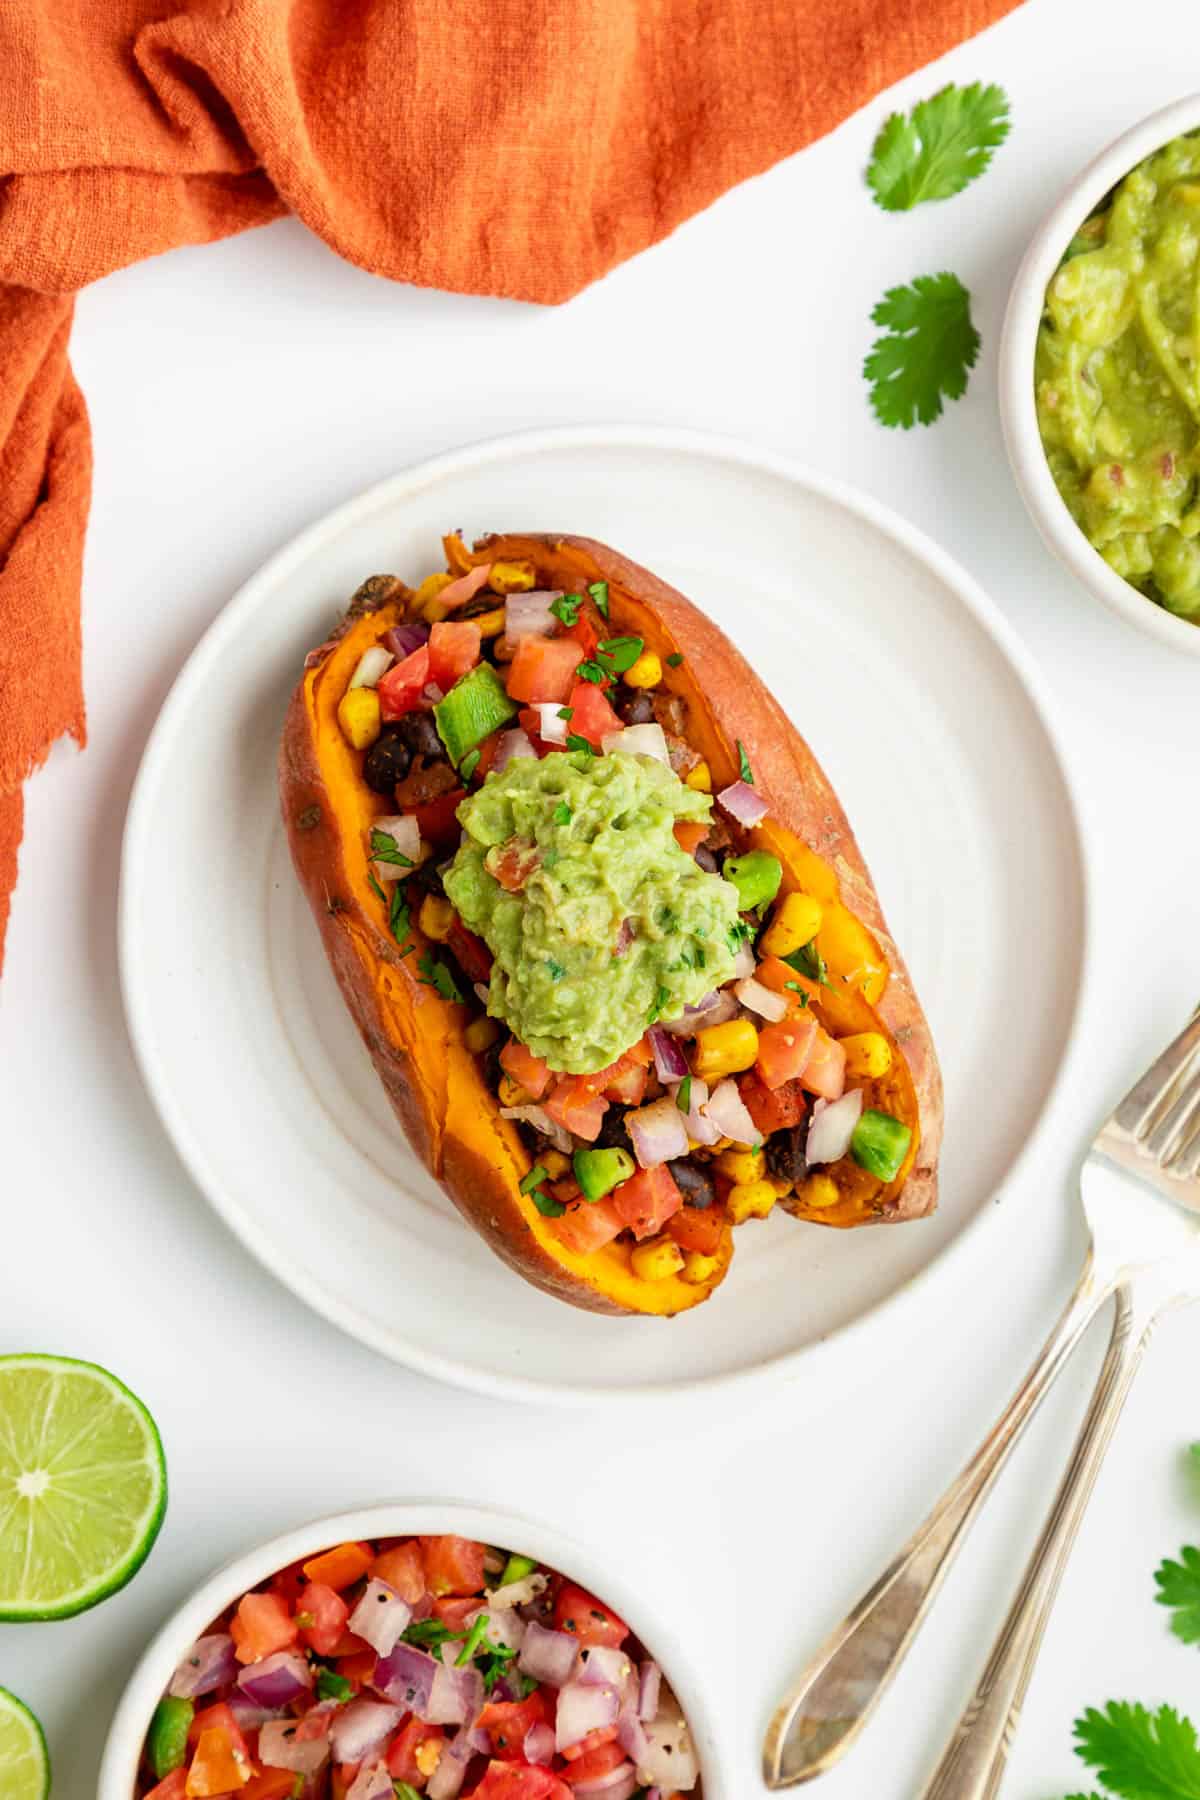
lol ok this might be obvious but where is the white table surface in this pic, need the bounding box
[4,1,1200,1794]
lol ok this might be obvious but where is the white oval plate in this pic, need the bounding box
[120,426,1088,1403]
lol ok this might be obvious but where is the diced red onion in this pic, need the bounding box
[438,564,493,611]
[345,1761,395,1800]
[702,1077,759,1146]
[518,1620,579,1688]
[330,1698,404,1764]
[662,990,737,1036]
[575,1766,638,1800]
[717,779,768,827]
[601,723,670,765]
[669,1076,719,1146]
[619,1712,651,1764]
[371,1641,437,1712]
[505,590,562,641]
[647,1024,688,1084]
[524,1722,557,1765]
[637,1713,699,1790]
[370,813,421,883]
[465,1603,524,1650]
[349,645,394,690]
[638,1661,662,1721]
[612,918,635,958]
[474,982,490,1005]
[349,1578,412,1656]
[731,941,757,980]
[259,1721,331,1775]
[492,728,536,772]
[556,1680,621,1751]
[735,975,787,1022]
[237,1650,312,1709]
[806,1087,863,1166]
[487,1570,547,1612]
[531,702,569,746]
[579,1646,634,1689]
[626,1095,690,1168]
[425,1660,484,1726]
[426,1745,467,1800]
[168,1633,237,1699]
[227,1693,285,1730]
[500,1105,573,1154]
[384,622,430,659]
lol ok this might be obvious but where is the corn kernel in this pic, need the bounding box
[415,1739,443,1779]
[761,891,824,959]
[488,560,536,594]
[417,571,455,622]
[497,1073,532,1108]
[681,1250,721,1286]
[624,650,662,689]
[727,1179,778,1224]
[716,1146,765,1184]
[541,1149,570,1179]
[336,685,382,750]
[839,1032,893,1080]
[684,760,712,792]
[798,1173,841,1210]
[464,1016,501,1055]
[471,606,507,639]
[631,1236,686,1281]
[692,1019,759,1081]
[418,895,455,942]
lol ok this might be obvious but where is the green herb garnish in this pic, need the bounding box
[785,941,830,987]
[371,828,415,868]
[388,885,411,946]
[546,958,567,981]
[553,802,572,825]
[557,706,574,721]
[588,580,610,619]
[676,1074,693,1114]
[575,658,607,685]
[550,593,583,627]
[1071,1701,1200,1799]
[367,870,387,905]
[596,635,644,674]
[785,980,812,1008]
[1156,1546,1200,1645]
[646,983,672,1025]
[666,652,684,668]
[455,1613,493,1666]
[566,735,596,757]
[867,82,1010,213]
[520,1165,549,1194]
[394,1785,423,1800]
[315,1665,354,1702]
[418,950,463,1003]
[532,1189,566,1218]
[865,273,979,429]
[459,748,481,782]
[737,740,754,784]
[402,1617,467,1648]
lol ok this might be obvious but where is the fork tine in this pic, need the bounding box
[1112,1013,1200,1140]
[1145,1071,1200,1167]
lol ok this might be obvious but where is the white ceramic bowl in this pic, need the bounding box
[999,92,1200,657]
[98,1501,724,1800]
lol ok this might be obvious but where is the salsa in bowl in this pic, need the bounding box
[101,1507,715,1800]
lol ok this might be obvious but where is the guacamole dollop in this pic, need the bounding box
[1036,131,1200,618]
[443,751,741,1073]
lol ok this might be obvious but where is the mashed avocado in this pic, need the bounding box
[1036,131,1200,618]
[443,751,741,1073]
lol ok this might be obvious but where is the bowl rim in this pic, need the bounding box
[97,1500,727,1800]
[998,89,1200,658]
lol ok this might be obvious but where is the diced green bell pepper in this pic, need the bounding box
[850,1108,912,1182]
[723,850,782,913]
[147,1697,194,1779]
[499,1552,539,1586]
[435,664,518,764]
[572,1145,636,1201]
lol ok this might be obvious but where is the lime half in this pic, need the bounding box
[0,1354,166,1620]
[0,1688,50,1800]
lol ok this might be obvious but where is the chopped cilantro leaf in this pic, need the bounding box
[553,802,572,825]
[785,980,811,1008]
[1073,1701,1200,1799]
[388,885,411,946]
[566,735,595,757]
[646,983,672,1025]
[1156,1547,1200,1644]
[367,870,386,905]
[865,272,979,429]
[550,593,583,627]
[418,950,464,1003]
[403,1617,466,1648]
[785,941,830,987]
[557,706,574,720]
[588,580,610,619]
[736,740,755,785]
[867,82,1011,213]
[666,652,684,668]
[315,1665,354,1702]
[596,635,644,674]
[532,1189,566,1218]
[546,958,567,981]
[370,828,415,867]
[575,658,607,684]
[520,1164,549,1194]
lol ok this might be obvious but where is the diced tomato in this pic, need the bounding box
[386,1716,445,1783]
[407,786,465,847]
[378,646,432,720]
[143,1775,187,1800]
[335,1648,377,1690]
[566,611,602,664]
[553,1582,628,1648]
[666,1203,728,1255]
[755,1015,819,1092]
[371,1539,428,1603]
[487,839,542,893]
[331,1765,360,1800]
[500,1039,552,1100]
[469,1762,572,1800]
[548,1199,624,1256]
[301,1541,375,1590]
[559,1739,627,1781]
[799,1026,846,1100]
[241,1775,297,1800]
[297,1580,349,1656]
[507,636,581,704]
[432,1594,480,1628]
[229,1590,299,1664]
[564,680,621,749]
[446,919,492,986]
[755,956,823,1012]
[477,1690,548,1759]
[599,1055,648,1106]
[610,1164,682,1241]
[739,1069,806,1136]
[268,1560,307,1609]
[673,820,709,856]
[421,1534,487,1597]
[188,1705,248,1756]
[427,620,482,689]
[515,708,553,753]
[324,1630,372,1658]
[544,1078,608,1143]
[186,1727,250,1795]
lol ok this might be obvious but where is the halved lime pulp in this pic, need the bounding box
[0,1353,166,1620]
[0,1687,50,1800]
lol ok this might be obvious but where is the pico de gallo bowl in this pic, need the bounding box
[109,1510,710,1800]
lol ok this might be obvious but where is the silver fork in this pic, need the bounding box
[763,1009,1200,1795]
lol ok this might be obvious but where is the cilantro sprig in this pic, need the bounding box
[864,273,979,429]
[867,82,1010,213]
[1070,1701,1200,1799]
[418,950,463,1003]
[550,593,583,628]
[370,828,415,869]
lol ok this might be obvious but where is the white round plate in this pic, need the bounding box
[120,426,1088,1403]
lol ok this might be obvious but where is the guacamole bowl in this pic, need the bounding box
[999,91,1200,658]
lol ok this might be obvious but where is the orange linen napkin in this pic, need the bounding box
[0,0,1021,965]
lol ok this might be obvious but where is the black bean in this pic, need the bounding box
[613,684,655,726]
[766,1126,807,1186]
[594,1106,632,1152]
[668,1157,716,1209]
[362,729,412,795]
[396,710,446,762]
[458,592,501,619]
[693,845,718,873]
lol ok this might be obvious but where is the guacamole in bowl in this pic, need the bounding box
[1036,130,1200,621]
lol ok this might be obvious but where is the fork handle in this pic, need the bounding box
[920,1280,1154,1800]
[762,1250,1112,1788]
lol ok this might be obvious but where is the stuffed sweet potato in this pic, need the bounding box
[279,533,942,1317]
